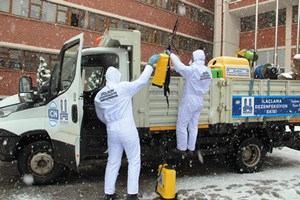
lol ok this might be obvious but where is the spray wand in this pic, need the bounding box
[164,18,179,108]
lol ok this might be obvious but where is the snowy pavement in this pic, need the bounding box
[1,147,300,200]
[142,147,300,200]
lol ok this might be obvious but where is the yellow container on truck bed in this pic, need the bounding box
[208,56,251,79]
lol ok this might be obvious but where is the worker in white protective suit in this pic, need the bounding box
[94,54,160,200]
[165,49,212,162]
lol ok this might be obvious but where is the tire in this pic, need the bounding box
[235,137,266,173]
[17,141,63,185]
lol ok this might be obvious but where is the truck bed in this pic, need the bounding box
[135,78,300,129]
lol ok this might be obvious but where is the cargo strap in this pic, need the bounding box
[267,79,271,95]
[263,79,271,127]
[246,78,255,126]
[248,78,254,96]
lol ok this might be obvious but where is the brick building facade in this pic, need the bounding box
[0,0,300,98]
[0,0,214,97]
[216,0,299,72]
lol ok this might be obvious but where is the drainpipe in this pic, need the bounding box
[253,0,259,70]
[273,0,279,68]
[254,0,258,53]
[297,0,300,54]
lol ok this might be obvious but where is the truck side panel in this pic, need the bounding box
[139,77,216,128]
[137,78,300,129]
[227,79,300,124]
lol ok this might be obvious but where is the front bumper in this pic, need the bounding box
[0,129,20,161]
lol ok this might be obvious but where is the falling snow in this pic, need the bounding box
[0,148,300,199]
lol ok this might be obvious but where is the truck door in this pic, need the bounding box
[48,33,84,168]
[80,48,129,159]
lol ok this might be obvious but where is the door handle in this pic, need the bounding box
[72,104,78,123]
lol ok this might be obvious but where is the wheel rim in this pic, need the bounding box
[29,152,54,176]
[242,144,261,167]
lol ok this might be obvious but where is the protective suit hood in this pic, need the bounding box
[106,66,121,84]
[192,50,205,66]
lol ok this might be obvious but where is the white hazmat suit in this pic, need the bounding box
[170,50,212,152]
[94,65,153,195]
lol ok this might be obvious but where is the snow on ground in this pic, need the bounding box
[1,147,300,200]
[142,147,300,200]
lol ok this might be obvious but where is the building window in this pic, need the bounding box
[71,12,79,27]
[136,25,145,41]
[0,0,10,13]
[118,20,129,30]
[88,13,98,31]
[69,9,80,27]
[42,1,57,23]
[0,47,58,72]
[257,49,285,70]
[12,0,29,17]
[99,15,108,32]
[0,48,9,69]
[155,0,161,7]
[146,0,153,5]
[168,0,178,13]
[109,18,119,29]
[241,15,255,32]
[242,9,286,32]
[8,49,22,70]
[30,0,41,19]
[258,13,267,29]
[259,9,286,29]
[24,51,38,71]
[127,22,137,30]
[88,13,108,32]
[278,9,286,26]
[161,0,167,9]
[160,31,169,47]
[136,0,214,27]
[185,6,192,19]
[144,28,154,43]
[293,6,298,24]
[153,30,160,45]
[177,36,191,52]
[68,8,85,28]
[1,0,213,59]
[57,5,68,24]
[49,54,59,69]
[199,10,214,27]
[177,36,183,50]
[155,0,166,8]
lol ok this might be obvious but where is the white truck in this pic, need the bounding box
[1,30,300,184]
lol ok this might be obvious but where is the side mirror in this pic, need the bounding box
[18,76,34,103]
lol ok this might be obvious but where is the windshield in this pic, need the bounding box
[82,53,119,92]
[50,41,79,97]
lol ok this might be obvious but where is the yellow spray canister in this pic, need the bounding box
[152,53,169,88]
[156,164,176,199]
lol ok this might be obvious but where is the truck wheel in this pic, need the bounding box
[17,141,63,184]
[235,138,266,173]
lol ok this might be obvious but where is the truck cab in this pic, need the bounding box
[0,30,140,184]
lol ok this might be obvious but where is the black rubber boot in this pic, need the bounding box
[104,193,117,200]
[127,194,139,200]
[171,148,186,155]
